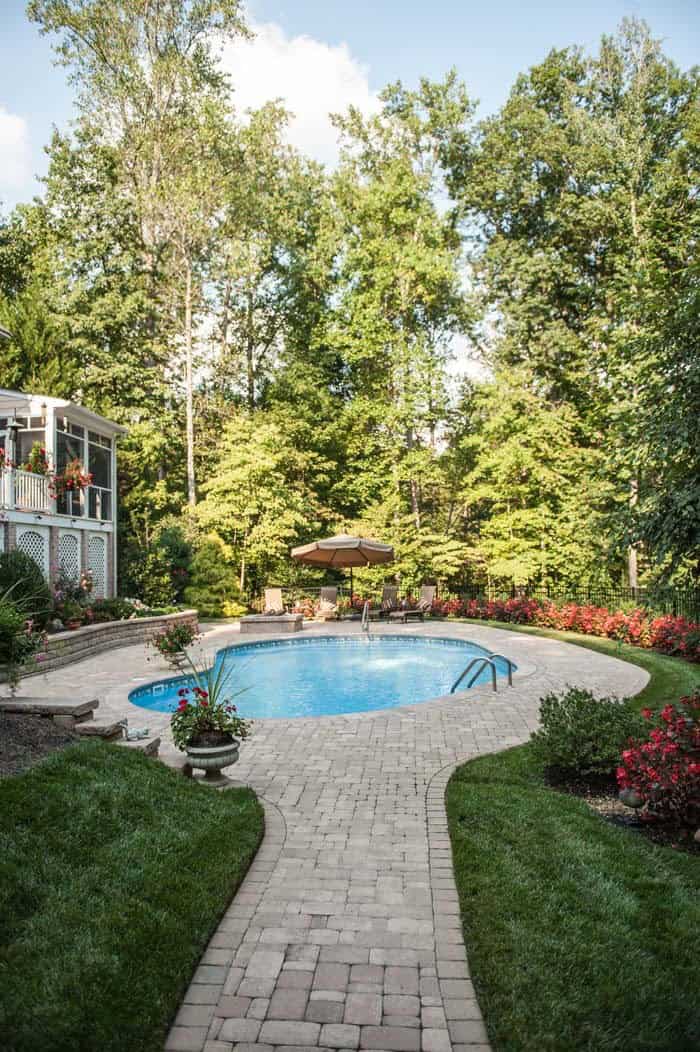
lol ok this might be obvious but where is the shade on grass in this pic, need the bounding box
[446,742,700,1052]
[0,741,264,1052]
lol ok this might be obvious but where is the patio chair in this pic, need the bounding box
[263,587,285,615]
[388,585,436,623]
[318,586,338,619]
[369,584,399,620]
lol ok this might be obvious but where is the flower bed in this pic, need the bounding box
[430,595,700,662]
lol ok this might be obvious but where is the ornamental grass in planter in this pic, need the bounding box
[171,658,251,785]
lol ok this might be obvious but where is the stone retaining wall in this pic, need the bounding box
[1,609,199,682]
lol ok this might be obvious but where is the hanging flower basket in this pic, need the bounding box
[49,459,93,499]
[21,442,50,476]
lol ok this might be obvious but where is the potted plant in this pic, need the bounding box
[148,620,200,669]
[171,659,251,785]
[59,598,84,630]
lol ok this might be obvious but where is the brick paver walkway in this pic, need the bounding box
[23,621,649,1052]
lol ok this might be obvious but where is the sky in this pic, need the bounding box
[0,0,698,209]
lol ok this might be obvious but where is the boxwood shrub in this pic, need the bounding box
[530,686,645,779]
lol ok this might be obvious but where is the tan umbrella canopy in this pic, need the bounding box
[291,534,394,597]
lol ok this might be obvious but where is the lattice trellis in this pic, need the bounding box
[58,532,80,582]
[16,528,49,578]
[88,535,106,597]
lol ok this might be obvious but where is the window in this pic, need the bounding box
[55,424,85,516]
[88,432,112,521]
[54,421,113,521]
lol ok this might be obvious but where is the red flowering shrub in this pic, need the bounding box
[429,592,700,663]
[617,692,700,827]
[649,616,700,662]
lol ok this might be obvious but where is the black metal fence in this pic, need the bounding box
[453,583,700,622]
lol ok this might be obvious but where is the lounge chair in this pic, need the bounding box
[389,585,436,623]
[369,585,399,620]
[317,586,338,619]
[263,587,285,614]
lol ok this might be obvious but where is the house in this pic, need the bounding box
[0,386,127,598]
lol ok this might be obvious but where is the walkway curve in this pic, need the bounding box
[22,620,649,1052]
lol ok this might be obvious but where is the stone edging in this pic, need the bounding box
[426,760,492,1051]
[168,795,288,1050]
[1,609,199,682]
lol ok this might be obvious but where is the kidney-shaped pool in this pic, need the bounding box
[129,635,515,719]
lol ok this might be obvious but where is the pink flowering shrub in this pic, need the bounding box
[429,594,700,663]
[617,693,700,827]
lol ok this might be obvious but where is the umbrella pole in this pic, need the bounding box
[350,567,353,603]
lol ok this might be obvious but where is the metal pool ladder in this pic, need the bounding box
[361,600,371,635]
[450,652,515,694]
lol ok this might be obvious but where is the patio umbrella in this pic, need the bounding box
[290,534,394,600]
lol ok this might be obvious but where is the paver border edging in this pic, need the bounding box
[167,792,288,1052]
[426,757,495,1052]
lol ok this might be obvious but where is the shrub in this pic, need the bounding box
[617,693,700,827]
[431,593,700,662]
[530,687,645,779]
[0,550,52,628]
[183,535,243,619]
[0,595,46,693]
[86,597,137,623]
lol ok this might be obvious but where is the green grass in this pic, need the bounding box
[0,741,264,1052]
[453,616,700,709]
[446,622,700,1052]
[447,746,700,1052]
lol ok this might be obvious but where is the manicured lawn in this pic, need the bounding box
[447,745,700,1052]
[0,741,264,1052]
[446,623,700,1052]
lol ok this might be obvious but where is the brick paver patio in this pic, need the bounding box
[23,620,648,1052]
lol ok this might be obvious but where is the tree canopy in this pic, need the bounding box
[2,12,697,597]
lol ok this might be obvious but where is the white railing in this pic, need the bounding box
[0,468,51,513]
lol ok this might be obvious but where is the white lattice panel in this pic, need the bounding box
[16,526,49,578]
[88,534,107,598]
[58,531,80,581]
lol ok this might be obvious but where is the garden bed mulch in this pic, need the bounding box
[0,712,77,778]
[546,770,699,856]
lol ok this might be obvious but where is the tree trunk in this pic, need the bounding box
[628,475,639,590]
[239,551,246,593]
[184,261,196,506]
[246,290,255,410]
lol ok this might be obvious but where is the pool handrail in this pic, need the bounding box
[450,651,515,694]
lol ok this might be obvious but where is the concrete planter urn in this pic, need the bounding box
[185,737,240,785]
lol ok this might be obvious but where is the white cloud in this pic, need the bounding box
[0,107,31,199]
[222,21,380,166]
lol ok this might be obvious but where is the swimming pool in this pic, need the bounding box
[129,635,515,719]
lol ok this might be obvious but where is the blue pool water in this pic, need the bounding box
[129,636,514,719]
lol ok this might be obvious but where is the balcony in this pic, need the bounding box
[0,467,111,521]
[0,467,51,513]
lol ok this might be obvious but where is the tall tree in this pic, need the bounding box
[455,18,699,584]
[328,73,474,530]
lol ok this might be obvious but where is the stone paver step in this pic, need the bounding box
[74,719,124,741]
[117,735,161,758]
[0,695,99,718]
